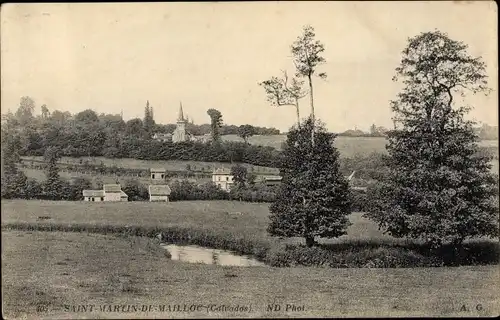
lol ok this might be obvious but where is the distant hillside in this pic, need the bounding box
[222,134,498,157]
[475,124,498,141]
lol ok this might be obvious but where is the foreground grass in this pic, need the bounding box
[2,200,498,268]
[2,231,499,319]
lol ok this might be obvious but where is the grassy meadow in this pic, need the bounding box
[1,200,394,244]
[222,134,499,154]
[21,168,209,185]
[21,156,280,174]
[2,230,499,319]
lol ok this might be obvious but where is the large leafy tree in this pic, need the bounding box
[15,96,36,126]
[365,30,498,248]
[75,109,99,124]
[269,117,351,247]
[230,164,248,189]
[237,124,256,144]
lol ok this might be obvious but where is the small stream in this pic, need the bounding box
[161,244,265,267]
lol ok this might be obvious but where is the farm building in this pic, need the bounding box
[257,175,282,187]
[212,168,283,191]
[82,184,128,202]
[152,132,172,142]
[82,190,105,202]
[212,168,234,191]
[148,184,171,202]
[150,168,166,180]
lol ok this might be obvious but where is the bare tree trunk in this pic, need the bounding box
[295,100,301,128]
[302,196,315,247]
[308,75,315,145]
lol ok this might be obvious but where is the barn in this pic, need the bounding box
[82,184,128,202]
[82,190,105,202]
[149,184,171,202]
[150,168,166,181]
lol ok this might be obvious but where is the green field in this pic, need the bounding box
[2,200,499,318]
[1,200,382,242]
[222,134,498,154]
[21,156,280,174]
[21,168,209,185]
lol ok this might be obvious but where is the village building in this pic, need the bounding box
[150,168,166,180]
[255,175,283,187]
[172,102,188,143]
[212,168,283,191]
[148,184,172,202]
[152,102,212,143]
[212,168,234,191]
[152,132,172,142]
[82,184,128,202]
[82,190,105,202]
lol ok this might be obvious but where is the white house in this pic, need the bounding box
[150,168,166,180]
[148,184,171,202]
[212,168,234,191]
[82,184,128,202]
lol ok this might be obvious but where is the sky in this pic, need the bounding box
[1,2,497,133]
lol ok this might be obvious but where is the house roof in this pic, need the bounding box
[103,184,121,193]
[82,190,105,197]
[213,168,232,175]
[149,184,171,196]
[150,168,166,173]
[262,175,282,181]
[120,190,128,197]
[351,186,367,192]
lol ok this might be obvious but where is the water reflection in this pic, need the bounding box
[161,244,265,267]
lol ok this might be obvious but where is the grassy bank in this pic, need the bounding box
[2,200,498,268]
[2,231,499,318]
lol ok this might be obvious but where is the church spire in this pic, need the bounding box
[177,101,185,122]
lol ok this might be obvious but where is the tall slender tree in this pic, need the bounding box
[207,108,223,142]
[43,146,65,200]
[291,25,327,144]
[144,100,155,134]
